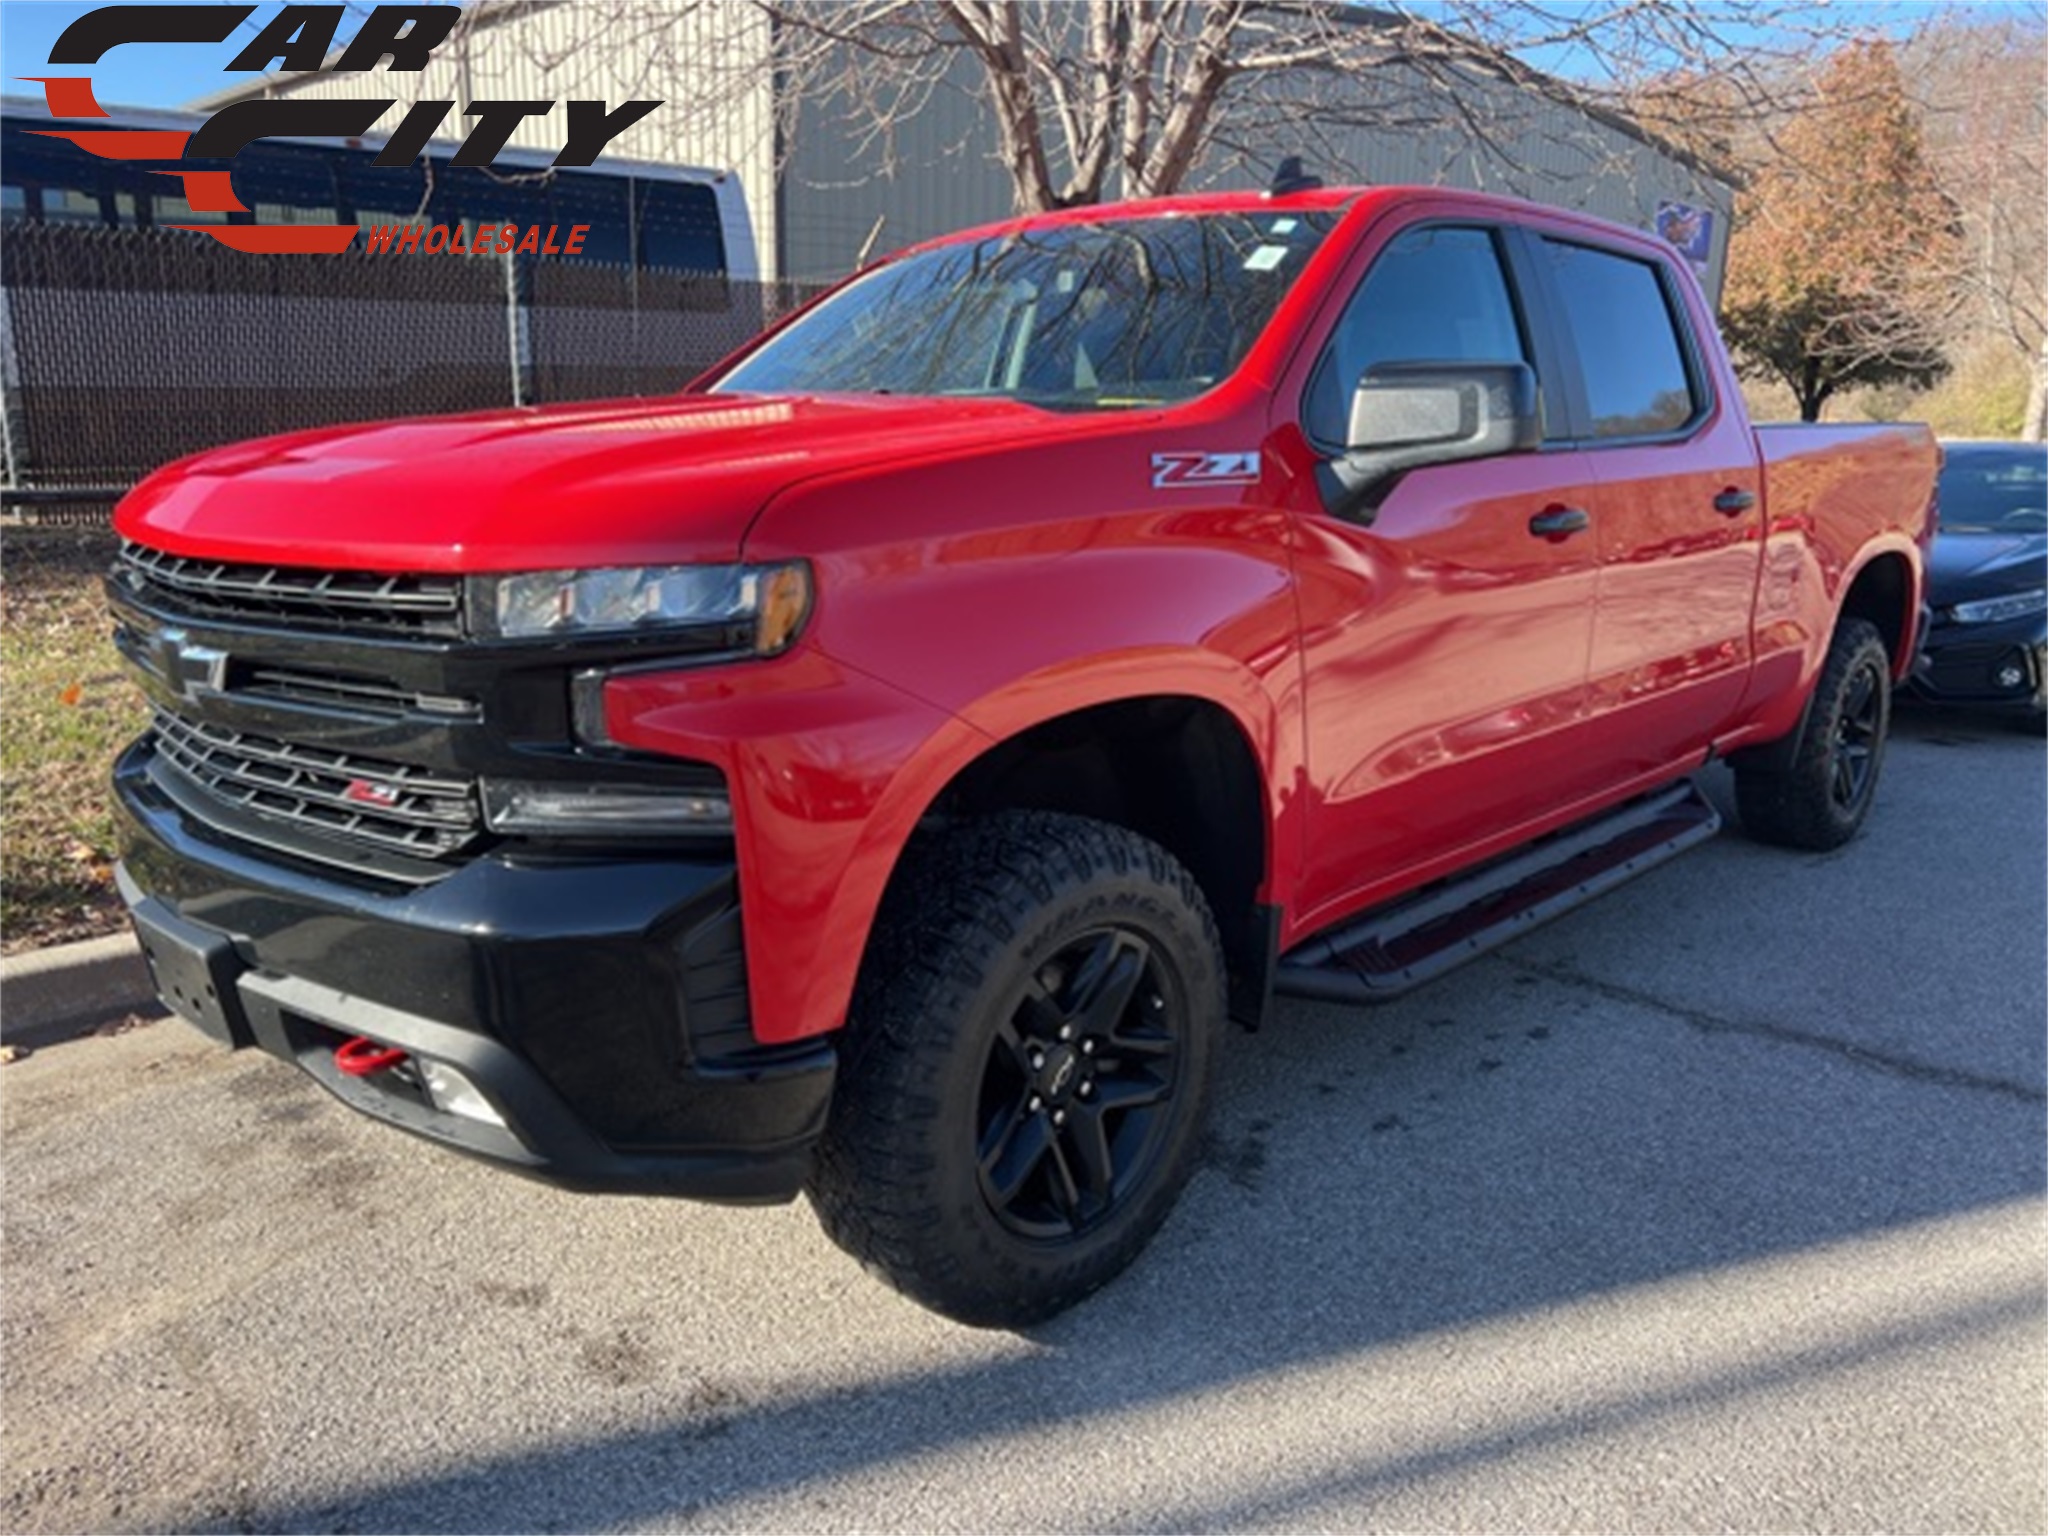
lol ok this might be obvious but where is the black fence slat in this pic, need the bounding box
[1,222,832,517]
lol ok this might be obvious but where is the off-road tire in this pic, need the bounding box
[807,810,1226,1328]
[1735,617,1892,851]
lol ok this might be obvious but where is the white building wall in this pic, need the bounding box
[224,5,1733,294]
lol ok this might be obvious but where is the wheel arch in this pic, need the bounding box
[826,666,1286,1039]
[923,693,1276,1026]
[1730,550,1916,776]
[1838,546,1921,677]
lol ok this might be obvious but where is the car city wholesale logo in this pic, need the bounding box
[24,4,661,254]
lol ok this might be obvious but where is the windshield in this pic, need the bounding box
[713,211,1338,410]
[1940,447,2048,534]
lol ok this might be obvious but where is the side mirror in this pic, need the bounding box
[1321,360,1542,518]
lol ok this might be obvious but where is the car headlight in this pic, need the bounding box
[470,561,811,649]
[1948,588,2047,625]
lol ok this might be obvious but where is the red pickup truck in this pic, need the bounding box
[109,184,1936,1325]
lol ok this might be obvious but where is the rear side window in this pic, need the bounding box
[1304,225,1527,447]
[1540,240,1699,439]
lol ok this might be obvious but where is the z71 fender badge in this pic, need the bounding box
[1151,450,1261,490]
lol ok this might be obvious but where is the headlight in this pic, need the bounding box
[471,561,811,649]
[481,780,733,835]
[1949,588,2047,625]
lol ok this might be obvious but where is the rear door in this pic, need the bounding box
[1526,234,1765,777]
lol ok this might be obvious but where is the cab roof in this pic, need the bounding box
[894,183,1654,261]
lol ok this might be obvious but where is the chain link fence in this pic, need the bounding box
[0,223,830,522]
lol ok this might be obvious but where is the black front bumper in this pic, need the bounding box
[115,741,835,1204]
[1908,617,2048,715]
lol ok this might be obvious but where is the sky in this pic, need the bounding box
[3,0,283,112]
[0,0,2026,117]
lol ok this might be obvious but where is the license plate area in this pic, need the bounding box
[130,899,253,1048]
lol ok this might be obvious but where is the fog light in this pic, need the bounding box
[481,779,732,835]
[1997,661,2027,690]
[417,1059,507,1129]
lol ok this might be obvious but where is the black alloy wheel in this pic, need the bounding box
[1830,655,1885,814]
[975,928,1183,1241]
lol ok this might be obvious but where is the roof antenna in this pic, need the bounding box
[1268,156,1323,197]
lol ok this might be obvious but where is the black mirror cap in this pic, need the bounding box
[1321,360,1542,520]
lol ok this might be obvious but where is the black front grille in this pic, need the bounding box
[151,708,481,860]
[118,540,463,637]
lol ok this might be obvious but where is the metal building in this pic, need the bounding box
[200,1,1736,295]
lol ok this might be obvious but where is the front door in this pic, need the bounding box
[1285,221,1603,926]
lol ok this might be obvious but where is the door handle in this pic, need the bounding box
[1714,488,1757,516]
[1529,506,1590,539]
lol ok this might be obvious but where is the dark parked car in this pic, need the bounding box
[1910,440,2048,724]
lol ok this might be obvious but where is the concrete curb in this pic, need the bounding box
[1,932,159,1048]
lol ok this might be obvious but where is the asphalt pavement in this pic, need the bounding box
[4,708,2042,1533]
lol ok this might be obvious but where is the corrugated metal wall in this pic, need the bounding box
[1196,57,1736,298]
[781,48,1732,295]
[781,58,1013,281]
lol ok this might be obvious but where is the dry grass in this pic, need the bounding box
[1740,340,2036,437]
[2,525,148,954]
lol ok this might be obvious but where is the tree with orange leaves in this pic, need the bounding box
[1721,38,1960,423]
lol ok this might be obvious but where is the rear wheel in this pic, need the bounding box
[1735,617,1892,851]
[807,811,1225,1328]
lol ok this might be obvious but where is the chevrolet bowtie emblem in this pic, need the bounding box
[156,627,229,702]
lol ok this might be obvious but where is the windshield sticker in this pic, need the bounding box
[1243,244,1290,272]
[1152,451,1261,490]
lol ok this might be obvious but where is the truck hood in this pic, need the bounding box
[115,393,1062,572]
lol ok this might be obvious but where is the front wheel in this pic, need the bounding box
[807,811,1225,1328]
[1735,617,1892,851]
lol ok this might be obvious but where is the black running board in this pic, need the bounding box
[1274,781,1721,1004]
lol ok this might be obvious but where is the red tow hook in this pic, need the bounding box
[334,1035,410,1077]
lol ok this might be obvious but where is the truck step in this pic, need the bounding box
[1274,781,1721,1004]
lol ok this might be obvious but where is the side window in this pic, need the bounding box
[1304,225,1527,447]
[636,180,727,276]
[1540,240,1700,439]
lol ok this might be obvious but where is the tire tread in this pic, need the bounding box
[1735,617,1891,851]
[807,810,1223,1327]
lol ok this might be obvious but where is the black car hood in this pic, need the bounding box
[1928,530,2048,605]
